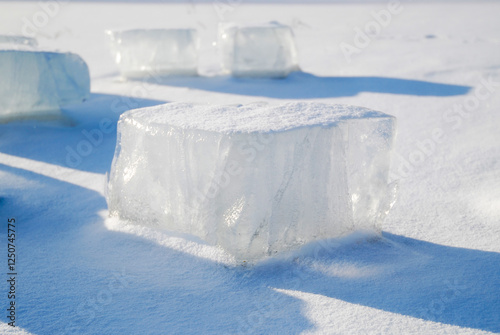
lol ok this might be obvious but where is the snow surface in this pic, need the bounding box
[107,102,396,261]
[0,1,499,334]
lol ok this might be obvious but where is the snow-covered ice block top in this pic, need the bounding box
[107,102,397,261]
[106,29,199,78]
[218,22,299,78]
[0,47,90,122]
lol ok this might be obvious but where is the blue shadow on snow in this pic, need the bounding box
[152,71,472,99]
[0,161,497,333]
[0,93,167,174]
[0,163,312,335]
[252,232,500,333]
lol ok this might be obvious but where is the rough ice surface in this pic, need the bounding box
[0,49,90,122]
[106,29,199,78]
[107,102,397,261]
[218,22,299,78]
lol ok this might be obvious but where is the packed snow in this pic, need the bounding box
[218,22,299,77]
[0,1,499,334]
[107,102,396,260]
[106,28,199,78]
[0,48,90,122]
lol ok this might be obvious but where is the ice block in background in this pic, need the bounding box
[218,22,299,78]
[0,35,37,47]
[0,48,90,123]
[107,102,397,261]
[106,29,199,78]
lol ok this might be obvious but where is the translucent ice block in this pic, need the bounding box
[0,49,90,122]
[106,29,199,78]
[218,22,299,78]
[0,35,37,47]
[107,102,396,261]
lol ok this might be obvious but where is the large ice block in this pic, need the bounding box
[218,22,299,78]
[0,49,90,122]
[106,29,199,78]
[107,102,396,261]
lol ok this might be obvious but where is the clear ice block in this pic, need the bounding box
[107,102,397,261]
[106,29,199,78]
[0,49,90,122]
[218,22,299,78]
[0,35,37,47]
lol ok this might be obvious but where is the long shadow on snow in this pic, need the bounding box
[2,159,498,332]
[0,164,311,334]
[152,71,471,99]
[252,232,500,333]
[0,93,167,174]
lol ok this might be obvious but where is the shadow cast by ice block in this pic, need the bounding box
[251,232,500,333]
[150,71,472,99]
[2,158,498,333]
[0,163,312,335]
[0,93,167,174]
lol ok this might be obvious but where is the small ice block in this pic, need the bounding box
[0,49,90,122]
[0,35,37,47]
[218,22,299,78]
[106,29,199,78]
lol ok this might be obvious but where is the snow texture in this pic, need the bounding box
[107,102,396,261]
[2,2,499,334]
[106,29,199,78]
[218,22,299,78]
[0,49,90,122]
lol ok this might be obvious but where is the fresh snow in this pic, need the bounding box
[0,1,499,334]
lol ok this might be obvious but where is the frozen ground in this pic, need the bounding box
[0,1,499,334]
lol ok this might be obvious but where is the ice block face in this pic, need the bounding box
[218,23,299,78]
[107,102,396,261]
[0,49,90,122]
[106,29,199,78]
